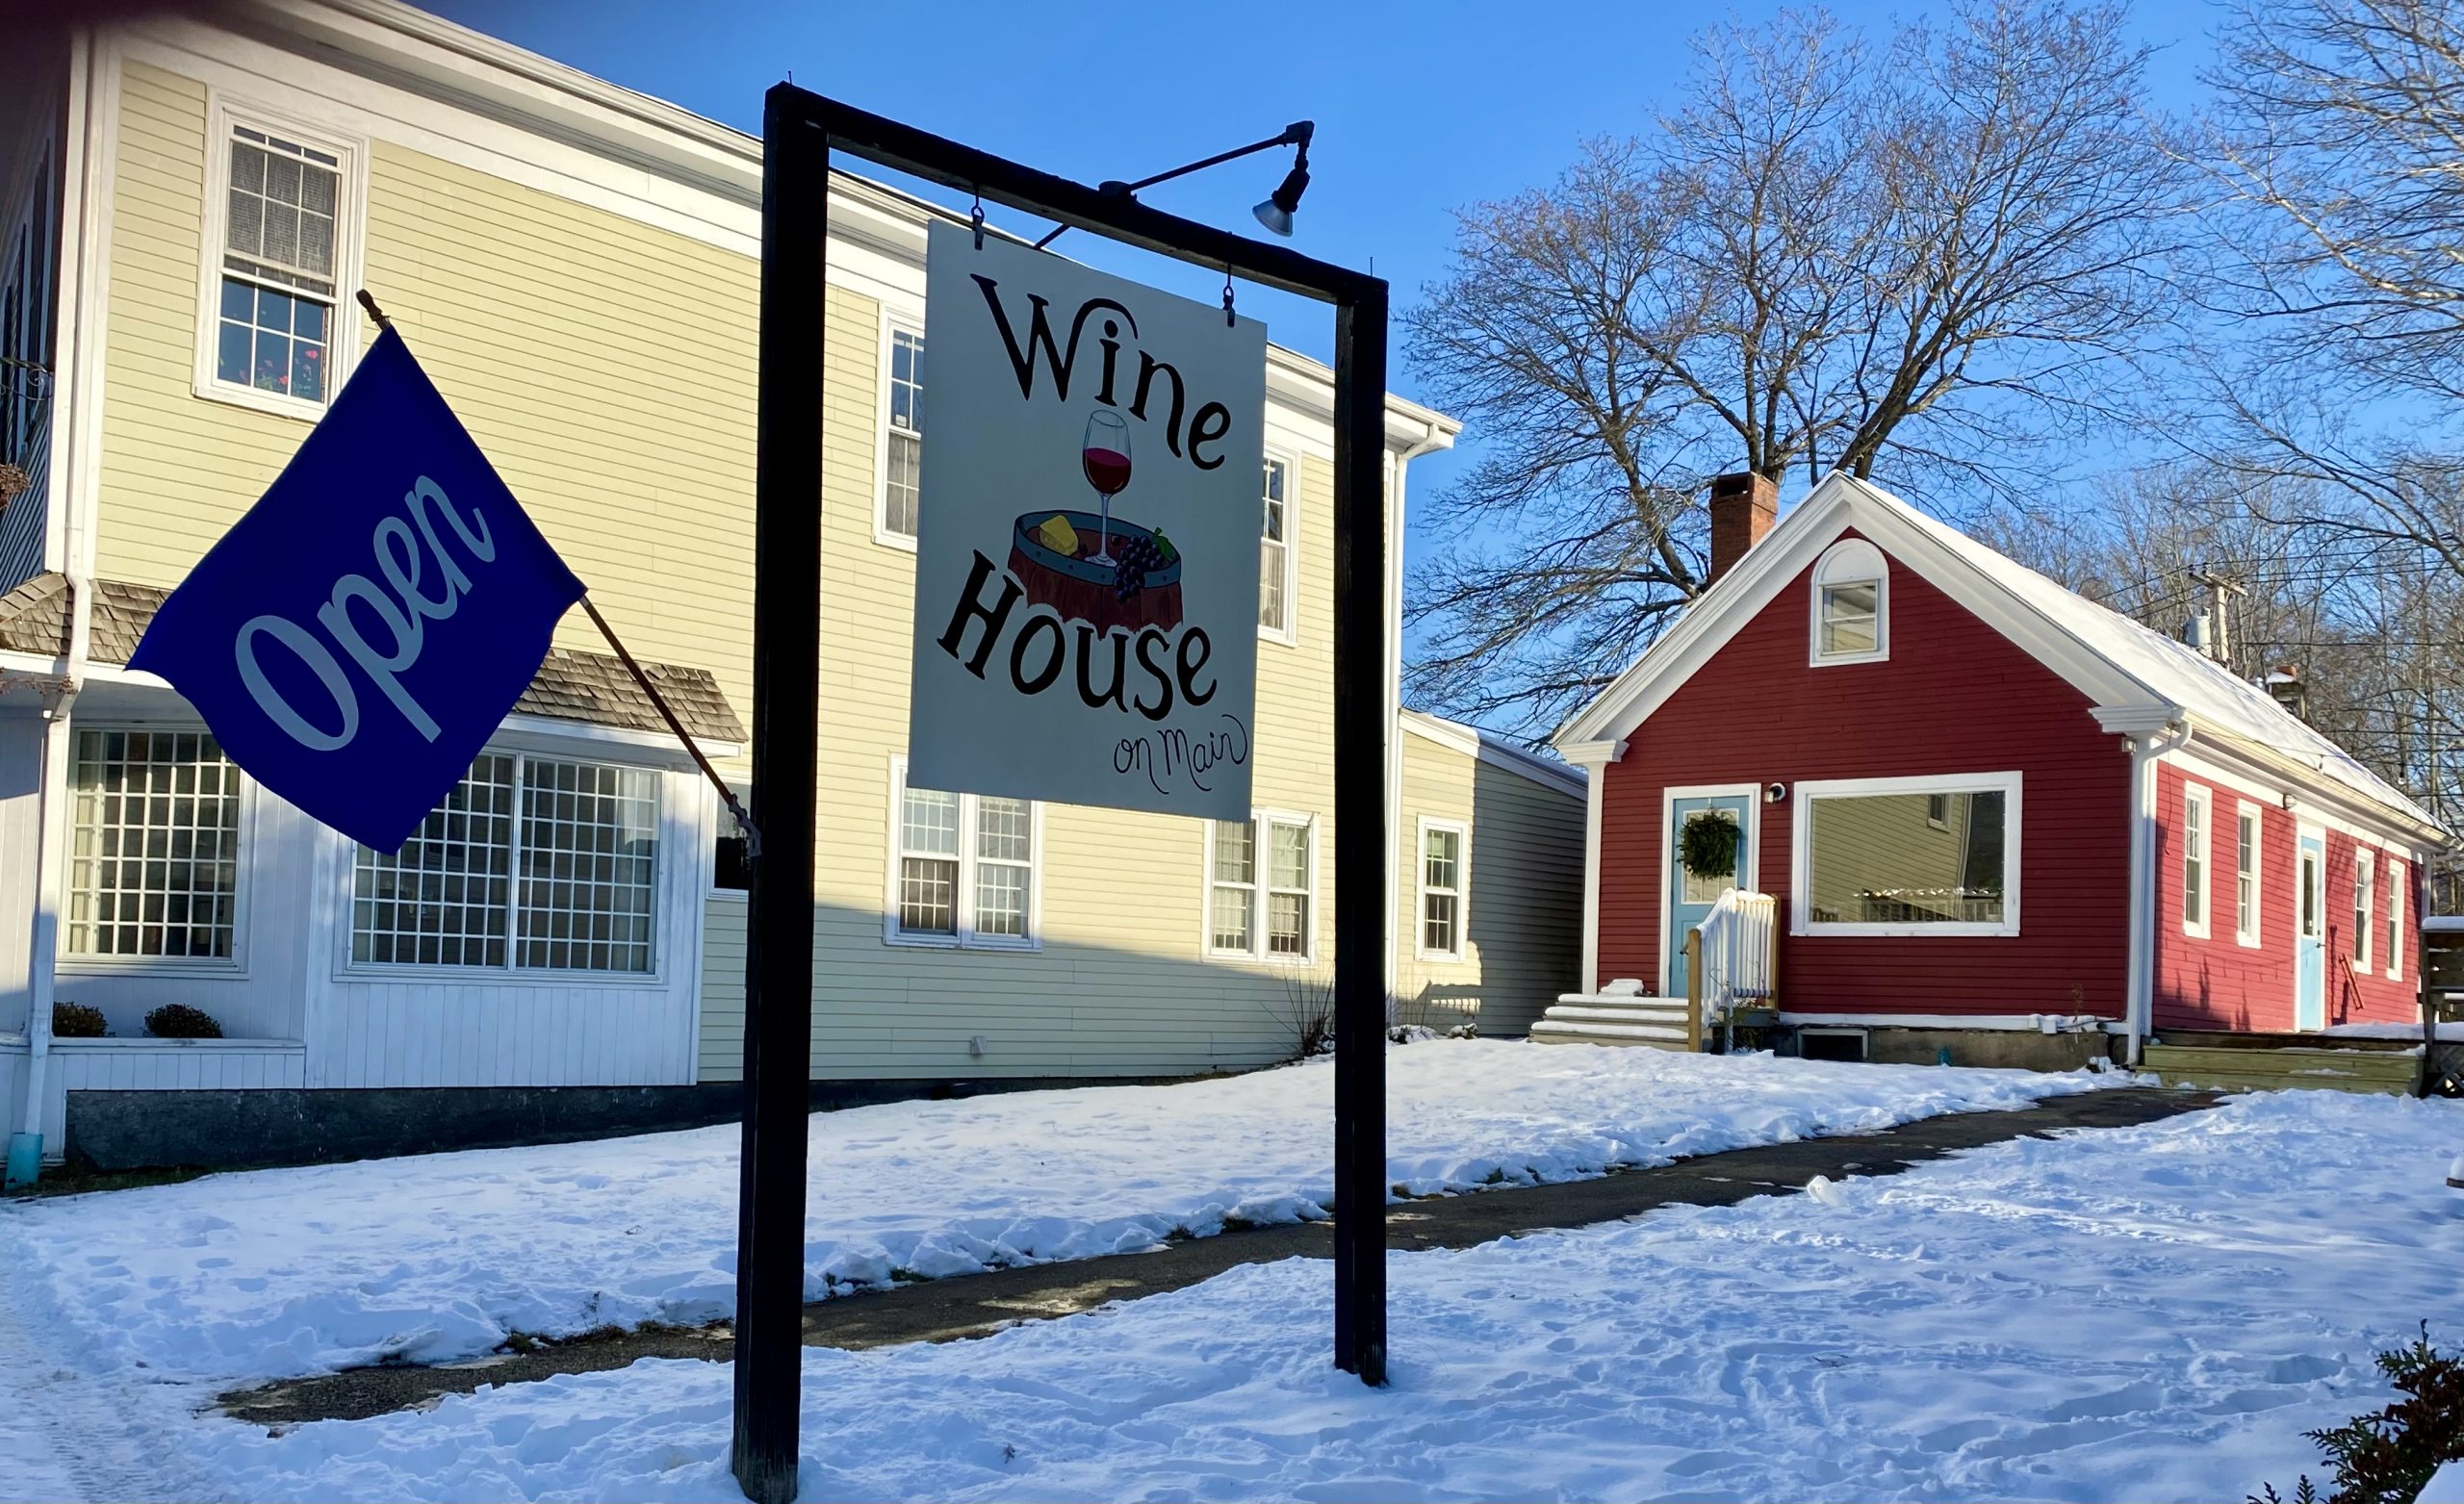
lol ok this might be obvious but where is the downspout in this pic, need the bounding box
[2122,719,2190,1068]
[7,34,102,1189]
[1382,421,1448,1024]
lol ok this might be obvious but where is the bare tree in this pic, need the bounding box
[1402,0,2190,734]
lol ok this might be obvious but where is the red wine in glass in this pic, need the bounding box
[1083,409,1131,565]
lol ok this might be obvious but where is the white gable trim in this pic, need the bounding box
[1402,710,1586,801]
[1553,473,2160,751]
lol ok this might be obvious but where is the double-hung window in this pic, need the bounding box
[1418,819,1468,961]
[2386,859,2404,980]
[887,758,1037,947]
[1810,538,1888,664]
[880,322,924,541]
[1259,457,1294,640]
[65,730,243,961]
[352,753,661,973]
[2182,784,2211,938]
[2234,803,2262,948]
[206,113,354,413]
[1209,812,1316,961]
[2353,851,2374,968]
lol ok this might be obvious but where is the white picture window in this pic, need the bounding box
[1418,819,1468,961]
[352,753,660,974]
[65,730,243,960]
[200,109,357,415]
[1208,812,1316,961]
[2353,851,2374,968]
[1809,538,1888,665]
[1259,456,1295,640]
[887,758,1038,948]
[2386,859,2403,980]
[2182,784,2211,939]
[1792,772,2019,936]
[2235,803,2263,948]
[879,321,924,542]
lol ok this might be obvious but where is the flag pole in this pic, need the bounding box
[355,289,757,849]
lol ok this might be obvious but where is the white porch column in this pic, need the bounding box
[1560,738,1627,996]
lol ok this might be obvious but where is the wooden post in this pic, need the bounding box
[1684,927,1704,1052]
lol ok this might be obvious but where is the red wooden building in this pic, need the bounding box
[1548,472,2447,1065]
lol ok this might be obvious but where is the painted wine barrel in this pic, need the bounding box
[1008,509,1185,635]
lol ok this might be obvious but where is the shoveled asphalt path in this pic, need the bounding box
[218,1085,2214,1427]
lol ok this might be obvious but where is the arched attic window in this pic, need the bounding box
[1810,538,1888,665]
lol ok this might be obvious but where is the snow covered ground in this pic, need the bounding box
[164,1089,2464,1503]
[0,1042,2113,1389]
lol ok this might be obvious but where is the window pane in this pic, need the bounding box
[1270,821,1309,891]
[1259,539,1287,630]
[352,754,515,967]
[1211,884,1253,953]
[1806,789,2006,925]
[1424,891,1457,955]
[1213,820,1253,885]
[1268,892,1310,956]
[901,856,958,934]
[68,731,243,957]
[1424,828,1458,891]
[885,431,921,537]
[976,796,1031,862]
[975,860,1027,938]
[516,759,659,973]
[221,128,340,296]
[903,784,960,856]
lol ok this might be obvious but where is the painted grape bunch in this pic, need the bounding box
[1111,535,1167,601]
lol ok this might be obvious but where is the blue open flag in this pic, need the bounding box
[130,325,585,852]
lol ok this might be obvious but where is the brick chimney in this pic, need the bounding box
[2264,664,2309,724]
[1707,471,1778,585]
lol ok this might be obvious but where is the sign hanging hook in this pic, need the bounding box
[1222,267,1236,328]
[970,192,986,252]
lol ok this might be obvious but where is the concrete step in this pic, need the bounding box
[1529,1018,1691,1049]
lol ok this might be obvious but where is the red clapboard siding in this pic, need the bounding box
[2150,764,2423,1030]
[1596,529,2131,1018]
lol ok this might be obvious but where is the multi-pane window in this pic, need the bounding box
[352,754,659,973]
[66,731,241,959]
[214,123,344,404]
[2353,852,2374,967]
[889,760,1035,946]
[2235,804,2262,947]
[2182,785,2210,937]
[1210,813,1315,960]
[1259,458,1291,636]
[1420,822,1466,960]
[2386,860,2404,980]
[882,326,924,538]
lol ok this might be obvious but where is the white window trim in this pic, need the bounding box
[191,90,369,423]
[1808,538,1889,667]
[334,749,672,983]
[1789,770,2021,938]
[2352,848,2374,971]
[1415,815,1470,963]
[56,726,258,980]
[2181,782,2212,940]
[882,755,1043,952]
[2234,800,2264,950]
[872,309,925,550]
[1258,450,1299,648]
[2386,858,2404,981]
[1201,807,1320,965]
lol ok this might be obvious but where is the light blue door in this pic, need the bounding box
[1667,793,1753,1000]
[2296,830,2326,1032]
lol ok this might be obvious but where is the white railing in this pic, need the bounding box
[1687,888,1778,1048]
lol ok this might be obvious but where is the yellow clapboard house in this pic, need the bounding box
[0,1,1583,1167]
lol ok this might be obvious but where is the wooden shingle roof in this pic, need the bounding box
[0,573,745,744]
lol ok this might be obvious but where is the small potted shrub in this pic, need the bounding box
[143,1004,223,1040]
[51,1002,106,1038]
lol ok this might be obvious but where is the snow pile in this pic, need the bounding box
[0,1042,2116,1385]
[176,1089,2464,1503]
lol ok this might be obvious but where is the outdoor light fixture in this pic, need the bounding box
[1252,146,1310,237]
[1034,121,1315,249]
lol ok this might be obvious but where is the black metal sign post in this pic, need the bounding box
[736,83,1390,1504]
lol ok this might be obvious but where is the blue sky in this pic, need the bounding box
[427,0,2226,576]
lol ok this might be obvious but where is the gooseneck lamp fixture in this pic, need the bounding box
[1032,120,1315,250]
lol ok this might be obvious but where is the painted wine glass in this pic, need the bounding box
[1082,408,1131,566]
